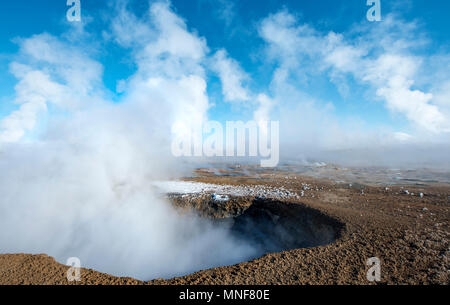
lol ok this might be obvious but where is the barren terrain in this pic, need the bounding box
[1,165,449,285]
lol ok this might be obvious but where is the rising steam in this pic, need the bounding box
[0,1,259,280]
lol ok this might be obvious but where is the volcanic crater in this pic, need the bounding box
[169,194,344,256]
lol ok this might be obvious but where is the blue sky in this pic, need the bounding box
[0,0,449,150]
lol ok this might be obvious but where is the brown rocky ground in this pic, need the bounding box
[1,168,449,285]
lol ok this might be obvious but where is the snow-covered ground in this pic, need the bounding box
[151,181,300,200]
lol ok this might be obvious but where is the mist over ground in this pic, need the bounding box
[0,104,260,280]
[280,144,450,170]
[0,1,261,280]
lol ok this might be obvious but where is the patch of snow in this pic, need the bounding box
[151,181,299,200]
[212,194,230,201]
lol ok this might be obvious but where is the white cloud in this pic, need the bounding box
[112,1,210,143]
[147,2,207,61]
[258,10,450,138]
[394,131,414,142]
[210,49,250,103]
[253,93,274,123]
[0,34,104,143]
[108,0,156,48]
[214,0,235,26]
